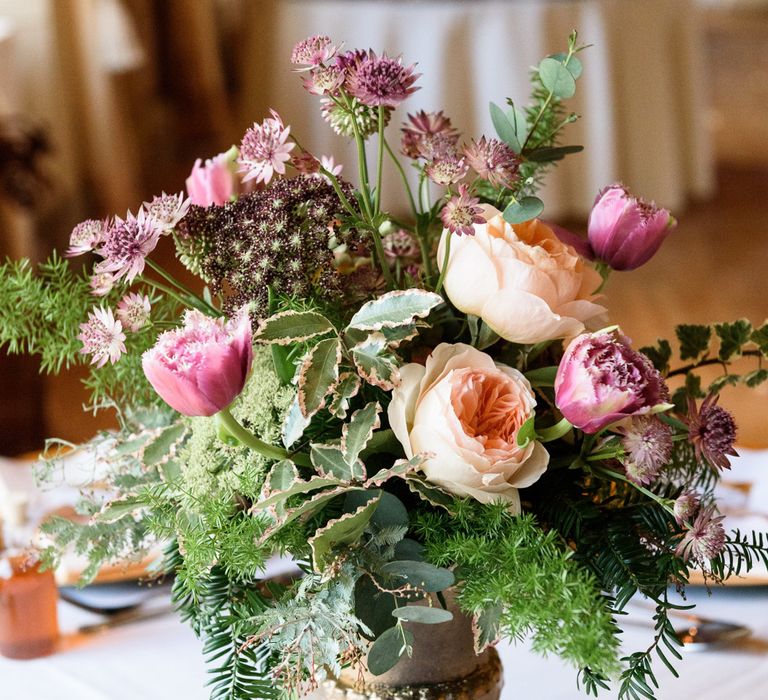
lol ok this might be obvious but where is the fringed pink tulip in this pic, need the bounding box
[186,147,239,206]
[142,307,253,417]
[587,184,674,271]
[554,330,670,434]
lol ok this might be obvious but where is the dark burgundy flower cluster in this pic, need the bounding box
[178,177,366,317]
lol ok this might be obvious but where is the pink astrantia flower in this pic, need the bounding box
[95,209,162,282]
[401,110,459,160]
[345,50,420,108]
[319,155,343,179]
[554,330,670,434]
[78,306,127,367]
[186,148,239,206]
[440,185,484,237]
[66,219,108,257]
[464,136,521,188]
[238,111,295,185]
[674,490,701,526]
[382,228,420,264]
[675,505,726,563]
[303,64,345,96]
[686,394,738,471]
[116,292,151,332]
[588,185,674,271]
[425,156,468,186]
[619,415,673,486]
[143,192,190,233]
[89,271,116,297]
[142,307,253,417]
[291,35,338,68]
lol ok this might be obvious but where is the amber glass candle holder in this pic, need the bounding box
[0,552,59,659]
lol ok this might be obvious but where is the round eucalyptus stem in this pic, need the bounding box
[217,407,312,467]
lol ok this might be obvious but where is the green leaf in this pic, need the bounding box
[639,340,672,373]
[745,368,768,388]
[348,289,443,332]
[367,626,414,676]
[265,459,299,494]
[675,324,712,361]
[550,52,583,79]
[311,444,366,482]
[473,605,503,653]
[708,373,741,393]
[310,494,380,571]
[342,402,381,466]
[281,395,311,448]
[507,103,529,149]
[516,415,537,448]
[297,337,342,418]
[503,196,544,225]
[406,475,457,513]
[524,366,558,387]
[355,575,397,638]
[366,455,427,487]
[538,57,577,98]
[351,333,401,391]
[328,372,362,420]
[253,310,335,345]
[392,606,453,625]
[254,474,343,510]
[143,423,186,466]
[685,372,705,399]
[394,539,426,562]
[524,145,584,162]
[381,560,455,593]
[750,322,768,357]
[489,101,521,152]
[95,496,146,524]
[715,319,752,361]
[372,491,409,529]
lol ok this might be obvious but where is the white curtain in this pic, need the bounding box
[242,0,714,218]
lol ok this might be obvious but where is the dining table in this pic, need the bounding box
[2,449,768,699]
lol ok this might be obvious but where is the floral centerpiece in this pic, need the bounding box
[2,31,768,700]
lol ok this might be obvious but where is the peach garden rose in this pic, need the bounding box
[437,205,607,345]
[387,342,549,510]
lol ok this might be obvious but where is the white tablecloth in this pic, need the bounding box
[3,585,768,700]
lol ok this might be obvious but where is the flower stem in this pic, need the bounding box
[592,464,676,519]
[383,138,418,217]
[138,275,191,310]
[145,259,219,316]
[434,232,451,294]
[217,407,312,467]
[374,105,385,215]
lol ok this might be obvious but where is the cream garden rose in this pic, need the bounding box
[387,343,549,510]
[437,206,607,344]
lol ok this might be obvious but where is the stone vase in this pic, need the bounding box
[323,593,503,700]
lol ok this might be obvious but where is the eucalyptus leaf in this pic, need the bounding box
[381,560,455,593]
[394,539,426,562]
[489,101,521,152]
[367,626,413,676]
[392,606,453,625]
[503,196,544,225]
[549,52,583,79]
[355,575,397,638]
[539,57,577,98]
[371,491,409,529]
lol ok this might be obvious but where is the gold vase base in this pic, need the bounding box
[322,647,503,700]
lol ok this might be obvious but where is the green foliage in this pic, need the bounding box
[715,319,753,361]
[415,503,621,677]
[675,324,711,361]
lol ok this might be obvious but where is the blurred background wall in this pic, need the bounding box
[0,0,767,454]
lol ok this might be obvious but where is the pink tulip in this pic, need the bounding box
[185,147,239,207]
[554,330,670,434]
[142,307,253,416]
[587,185,674,271]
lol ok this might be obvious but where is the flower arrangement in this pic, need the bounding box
[3,31,768,700]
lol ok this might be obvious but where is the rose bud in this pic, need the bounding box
[587,184,674,271]
[185,146,239,207]
[554,330,671,434]
[142,307,253,416]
